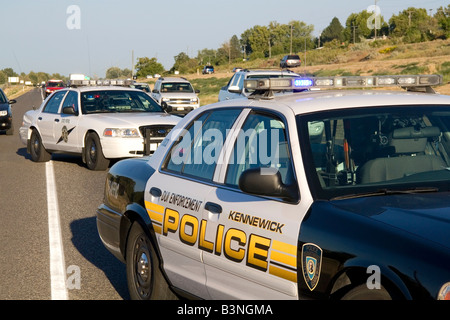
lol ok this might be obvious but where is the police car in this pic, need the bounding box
[96,74,450,300]
[19,80,180,170]
[218,69,300,102]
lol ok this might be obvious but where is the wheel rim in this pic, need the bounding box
[32,134,40,157]
[88,139,97,164]
[134,235,152,298]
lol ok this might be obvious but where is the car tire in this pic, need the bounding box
[30,129,51,162]
[84,132,109,171]
[126,222,177,300]
[340,284,392,300]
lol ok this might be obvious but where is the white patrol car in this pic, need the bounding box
[97,74,450,300]
[218,69,300,101]
[151,77,200,115]
[19,80,180,170]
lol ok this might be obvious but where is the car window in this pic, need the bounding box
[231,73,242,87]
[62,91,79,114]
[80,90,163,114]
[0,90,6,103]
[164,109,242,181]
[298,106,450,199]
[225,111,295,188]
[43,90,67,114]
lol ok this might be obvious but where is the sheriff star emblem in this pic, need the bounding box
[57,126,75,144]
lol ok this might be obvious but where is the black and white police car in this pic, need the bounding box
[96,74,450,300]
[19,80,180,170]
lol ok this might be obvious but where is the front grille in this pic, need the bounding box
[167,99,192,105]
[140,125,174,155]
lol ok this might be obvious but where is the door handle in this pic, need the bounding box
[38,117,42,121]
[149,187,162,197]
[54,119,60,122]
[205,202,222,214]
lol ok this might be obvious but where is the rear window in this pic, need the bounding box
[287,55,300,59]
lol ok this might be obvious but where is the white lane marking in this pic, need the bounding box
[46,161,68,300]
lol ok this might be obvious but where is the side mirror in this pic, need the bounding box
[9,99,17,105]
[239,167,298,202]
[195,89,200,94]
[161,101,172,113]
[228,85,242,94]
[62,106,77,115]
[152,89,159,93]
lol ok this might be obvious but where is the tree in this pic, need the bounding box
[135,57,164,77]
[105,67,122,79]
[171,52,199,73]
[321,17,344,44]
[390,7,439,42]
[435,5,450,39]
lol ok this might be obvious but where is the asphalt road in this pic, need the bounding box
[0,88,128,300]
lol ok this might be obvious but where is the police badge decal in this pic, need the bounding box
[301,243,323,291]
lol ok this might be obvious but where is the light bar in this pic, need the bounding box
[244,74,443,92]
[69,79,134,87]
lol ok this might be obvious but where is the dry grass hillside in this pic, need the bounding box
[183,38,450,96]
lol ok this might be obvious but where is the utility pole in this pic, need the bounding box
[131,50,134,78]
[290,24,293,54]
[352,23,358,44]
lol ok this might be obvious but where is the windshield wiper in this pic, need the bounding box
[332,187,439,200]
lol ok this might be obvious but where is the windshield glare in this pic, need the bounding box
[298,106,450,199]
[81,90,163,114]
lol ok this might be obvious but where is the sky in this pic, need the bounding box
[0,0,448,78]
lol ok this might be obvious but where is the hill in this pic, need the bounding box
[179,38,450,101]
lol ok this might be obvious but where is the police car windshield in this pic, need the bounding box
[81,90,163,114]
[298,105,450,199]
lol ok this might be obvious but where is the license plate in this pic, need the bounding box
[177,107,185,111]
[150,143,159,151]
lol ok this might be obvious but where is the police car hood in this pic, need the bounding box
[332,192,450,249]
[86,112,180,127]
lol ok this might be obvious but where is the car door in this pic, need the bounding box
[52,90,81,153]
[202,109,305,299]
[144,108,243,299]
[37,90,67,150]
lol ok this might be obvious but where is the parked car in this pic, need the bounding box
[218,69,299,101]
[97,74,450,300]
[280,55,301,68]
[151,77,200,115]
[44,79,65,98]
[20,84,180,170]
[202,65,214,74]
[0,88,16,135]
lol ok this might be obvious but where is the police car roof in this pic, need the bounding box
[210,89,450,115]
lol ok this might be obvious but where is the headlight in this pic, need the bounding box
[438,282,450,300]
[0,110,7,116]
[191,98,198,103]
[161,98,170,102]
[103,128,140,138]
